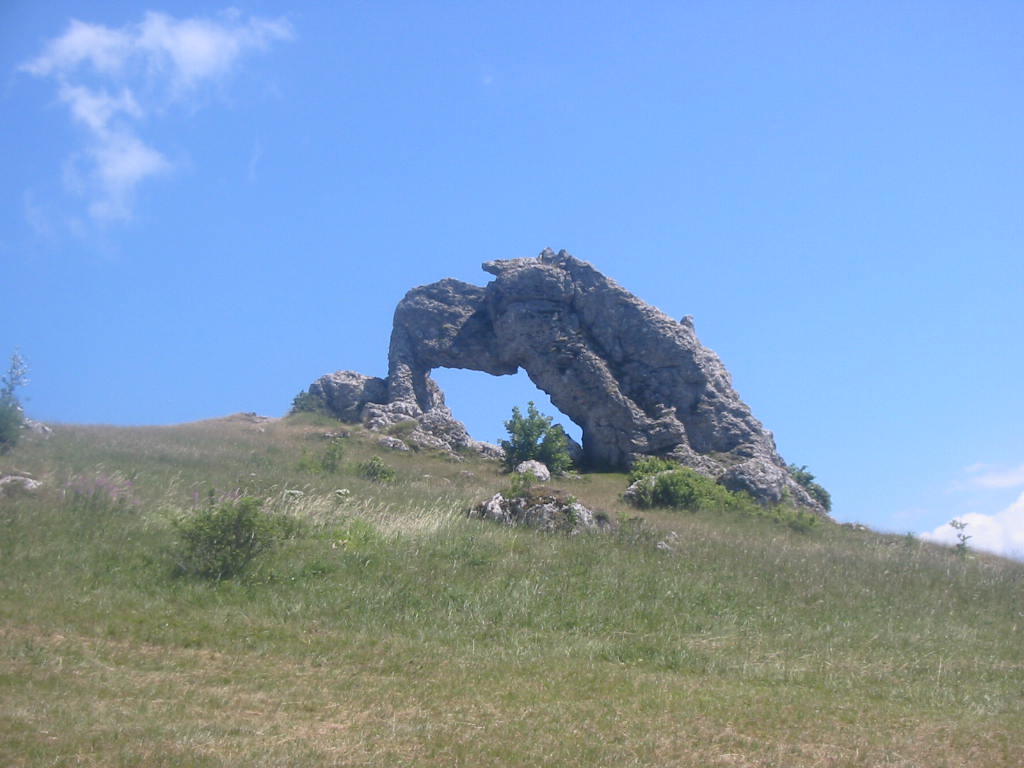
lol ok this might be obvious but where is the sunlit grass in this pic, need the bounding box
[1,416,1022,766]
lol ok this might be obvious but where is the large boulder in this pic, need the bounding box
[305,249,827,516]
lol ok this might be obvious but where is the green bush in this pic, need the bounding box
[0,401,21,455]
[770,504,821,532]
[298,437,345,474]
[628,456,679,484]
[787,464,832,512]
[630,467,740,512]
[358,456,396,482]
[172,496,280,580]
[0,350,28,454]
[290,390,327,415]
[500,401,573,474]
[628,466,821,533]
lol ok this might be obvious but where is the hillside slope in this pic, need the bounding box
[2,415,1022,767]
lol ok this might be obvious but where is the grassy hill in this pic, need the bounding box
[2,415,1021,767]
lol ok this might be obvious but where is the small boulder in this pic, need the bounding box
[378,436,410,451]
[514,460,551,482]
[0,475,42,495]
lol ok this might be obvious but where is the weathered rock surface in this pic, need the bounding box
[305,249,826,515]
[471,489,611,534]
[0,475,42,495]
[514,460,551,482]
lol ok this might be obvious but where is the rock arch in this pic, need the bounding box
[306,249,825,514]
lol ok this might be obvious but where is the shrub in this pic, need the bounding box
[500,401,573,474]
[632,467,738,512]
[770,504,821,532]
[320,437,345,473]
[787,464,832,512]
[358,456,396,482]
[173,496,279,580]
[628,466,820,533]
[628,456,679,484]
[0,401,21,455]
[290,390,327,415]
[0,350,28,454]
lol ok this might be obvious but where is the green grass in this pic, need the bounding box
[1,415,1022,766]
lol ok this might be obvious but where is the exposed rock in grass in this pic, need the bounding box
[23,418,53,436]
[0,474,42,495]
[471,488,613,534]
[514,460,550,482]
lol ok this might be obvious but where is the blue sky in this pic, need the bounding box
[2,2,1021,555]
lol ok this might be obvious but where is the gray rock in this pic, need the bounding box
[514,460,551,482]
[23,418,53,436]
[471,490,610,534]
[308,249,827,515]
[0,475,42,494]
[308,371,387,423]
[377,436,410,451]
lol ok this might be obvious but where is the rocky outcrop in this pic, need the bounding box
[471,489,611,534]
[304,249,826,515]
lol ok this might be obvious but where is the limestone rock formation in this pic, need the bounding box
[305,249,826,515]
[471,489,611,534]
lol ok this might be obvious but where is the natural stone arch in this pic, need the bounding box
[306,249,826,515]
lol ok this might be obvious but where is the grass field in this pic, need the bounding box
[2,414,1022,766]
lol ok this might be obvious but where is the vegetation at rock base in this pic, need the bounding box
[628,460,821,532]
[1,415,1022,767]
[289,389,327,415]
[500,400,573,474]
[788,462,832,512]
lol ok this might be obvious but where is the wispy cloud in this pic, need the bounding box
[921,491,1024,559]
[961,462,1024,490]
[21,9,293,224]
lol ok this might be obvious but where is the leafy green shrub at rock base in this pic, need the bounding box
[787,463,832,512]
[173,497,281,580]
[629,466,744,513]
[627,456,680,484]
[290,390,328,415]
[627,464,820,532]
[500,401,573,474]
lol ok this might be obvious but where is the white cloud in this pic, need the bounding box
[88,132,171,221]
[963,462,1024,490]
[21,9,293,224]
[58,84,141,131]
[135,11,293,91]
[921,491,1024,559]
[22,19,133,77]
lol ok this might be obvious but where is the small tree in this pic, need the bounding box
[950,519,971,557]
[0,350,28,454]
[501,401,573,474]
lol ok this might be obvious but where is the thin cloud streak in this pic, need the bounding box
[963,462,1024,490]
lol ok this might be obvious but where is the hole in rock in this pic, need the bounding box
[430,368,583,447]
